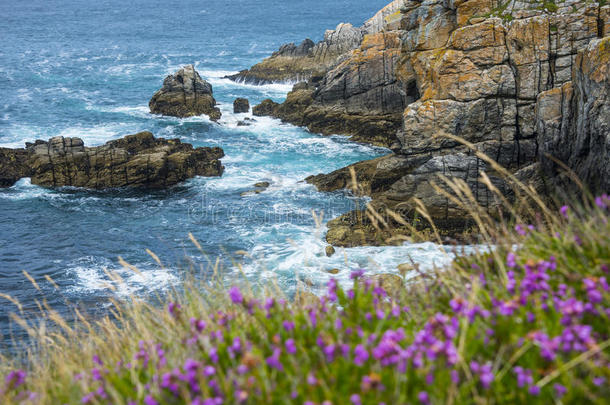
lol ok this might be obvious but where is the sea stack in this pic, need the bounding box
[0,132,225,189]
[149,65,221,121]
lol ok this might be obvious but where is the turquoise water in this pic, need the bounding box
[0,0,458,339]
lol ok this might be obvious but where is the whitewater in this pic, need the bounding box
[0,0,468,338]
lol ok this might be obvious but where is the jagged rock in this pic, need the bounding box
[0,132,224,189]
[0,148,30,187]
[149,65,221,121]
[537,36,610,192]
[252,99,280,116]
[233,98,250,113]
[226,0,407,85]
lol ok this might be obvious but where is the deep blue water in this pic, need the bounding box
[0,0,456,341]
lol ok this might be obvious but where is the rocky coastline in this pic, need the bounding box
[236,0,610,246]
[0,132,224,189]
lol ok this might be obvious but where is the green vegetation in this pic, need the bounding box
[1,176,609,404]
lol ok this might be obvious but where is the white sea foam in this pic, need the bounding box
[66,257,179,297]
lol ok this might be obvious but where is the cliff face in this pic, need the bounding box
[537,36,610,192]
[227,0,406,85]
[244,0,609,246]
[0,132,224,189]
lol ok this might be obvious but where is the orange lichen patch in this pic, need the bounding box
[456,0,493,26]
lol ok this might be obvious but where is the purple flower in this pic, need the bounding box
[417,391,430,404]
[553,383,567,397]
[507,252,517,268]
[285,338,297,354]
[283,320,295,332]
[228,286,243,304]
[203,365,215,377]
[513,366,533,388]
[4,369,26,390]
[144,395,158,405]
[350,269,365,280]
[168,302,181,316]
[350,394,361,405]
[353,344,369,366]
[266,348,283,371]
[560,205,569,218]
[528,385,540,395]
[593,377,604,386]
[471,361,494,388]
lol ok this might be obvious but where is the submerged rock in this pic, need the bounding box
[0,132,224,189]
[149,65,221,121]
[233,98,250,113]
[325,245,336,257]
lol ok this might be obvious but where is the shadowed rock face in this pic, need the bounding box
[257,0,610,245]
[0,132,224,189]
[149,65,221,121]
[537,36,610,193]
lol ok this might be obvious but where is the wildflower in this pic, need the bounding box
[92,354,103,366]
[190,317,206,332]
[282,320,295,331]
[350,394,361,405]
[203,365,215,377]
[593,377,605,386]
[553,384,567,397]
[168,302,181,316]
[471,361,494,388]
[265,347,283,371]
[506,252,517,268]
[307,373,317,385]
[228,286,243,304]
[353,344,369,366]
[285,338,297,354]
[4,369,26,390]
[350,269,365,279]
[144,395,158,405]
[528,385,540,395]
[560,205,569,218]
[417,391,430,404]
[513,367,533,388]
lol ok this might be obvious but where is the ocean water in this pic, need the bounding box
[0,0,464,340]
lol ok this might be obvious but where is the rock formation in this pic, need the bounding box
[150,65,221,121]
[226,0,406,85]
[233,98,250,113]
[0,132,224,189]
[243,0,609,246]
[537,36,610,192]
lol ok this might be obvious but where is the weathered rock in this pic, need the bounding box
[325,245,336,257]
[0,148,30,187]
[326,268,340,274]
[233,98,250,113]
[537,36,610,192]
[0,132,224,189]
[252,99,280,117]
[149,65,221,121]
